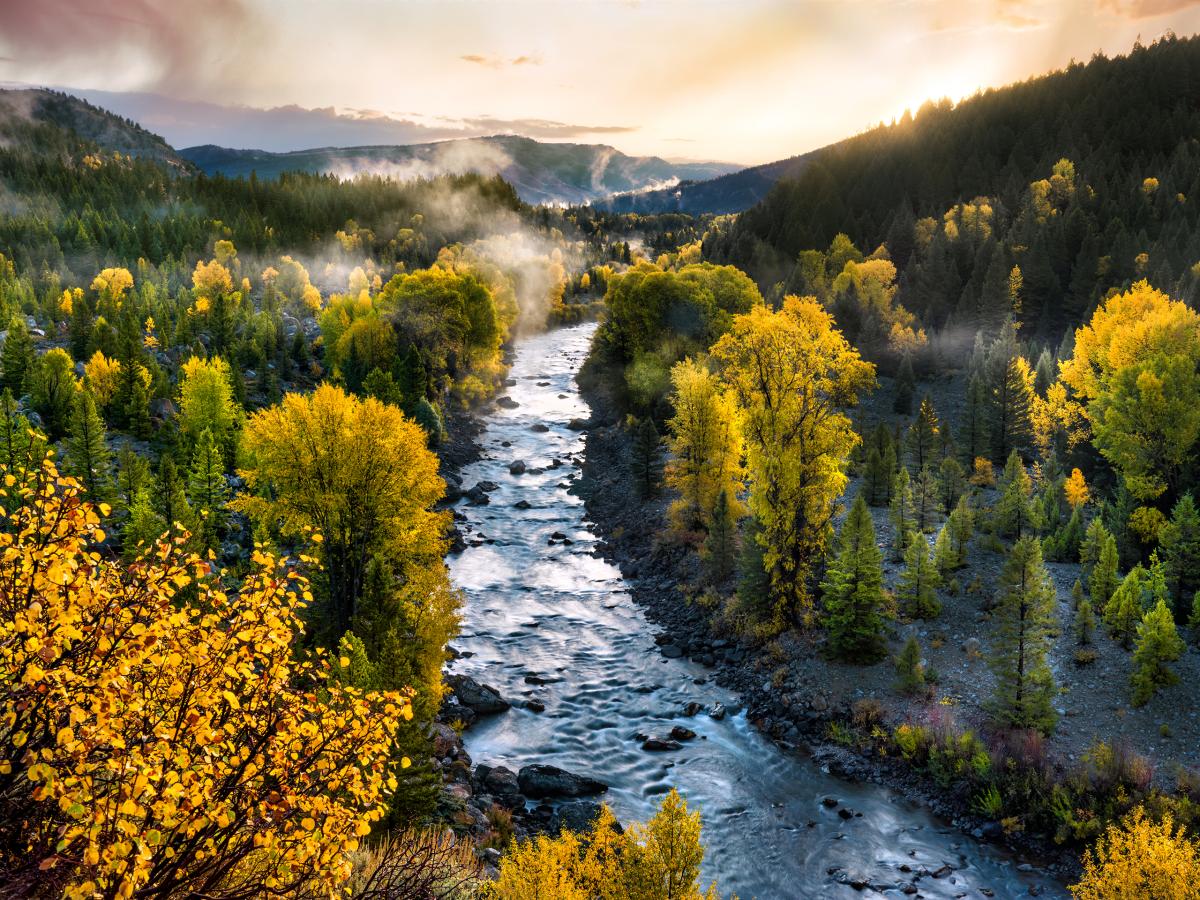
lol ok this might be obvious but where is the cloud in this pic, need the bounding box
[55,88,635,151]
[460,54,543,69]
[0,0,263,94]
[1097,0,1200,16]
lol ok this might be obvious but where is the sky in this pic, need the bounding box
[2,0,1199,165]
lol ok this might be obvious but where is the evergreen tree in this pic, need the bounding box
[1,316,34,397]
[906,395,939,471]
[893,354,915,415]
[820,495,887,661]
[898,531,941,619]
[1080,517,1110,584]
[1090,532,1120,611]
[66,389,111,499]
[630,416,663,499]
[114,441,151,513]
[989,536,1057,733]
[1070,578,1084,609]
[939,455,966,514]
[959,374,990,464]
[1105,565,1149,650]
[122,488,167,559]
[947,494,974,567]
[895,635,926,694]
[889,467,916,560]
[912,464,940,533]
[1188,591,1200,638]
[1159,493,1200,620]
[702,489,738,585]
[154,455,195,541]
[990,355,1035,463]
[1045,507,1084,562]
[1130,598,1186,707]
[126,376,152,440]
[0,388,40,473]
[29,349,75,442]
[993,449,1038,539]
[188,427,228,550]
[736,518,771,622]
[933,522,957,576]
[1075,598,1095,646]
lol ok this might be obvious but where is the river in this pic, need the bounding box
[448,322,1064,899]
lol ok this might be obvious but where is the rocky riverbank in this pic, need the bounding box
[572,377,1078,889]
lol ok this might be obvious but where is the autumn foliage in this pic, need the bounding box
[0,453,410,898]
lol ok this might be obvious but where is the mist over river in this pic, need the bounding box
[447,322,1064,899]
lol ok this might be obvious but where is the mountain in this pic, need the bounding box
[708,35,1200,294]
[0,88,191,171]
[180,137,741,206]
[706,34,1200,339]
[596,149,818,215]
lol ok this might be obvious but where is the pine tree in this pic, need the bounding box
[1075,598,1095,646]
[947,494,974,566]
[889,467,916,560]
[898,531,941,619]
[939,456,966,514]
[1080,517,1110,584]
[1105,565,1148,650]
[1159,493,1200,620]
[1130,598,1185,707]
[66,389,111,499]
[960,374,990,464]
[0,388,40,473]
[1070,579,1085,610]
[895,635,926,694]
[990,355,1035,463]
[736,518,771,622]
[906,395,939,471]
[932,521,958,578]
[702,489,738,585]
[1090,532,1120,611]
[989,536,1057,733]
[115,441,151,513]
[123,488,167,559]
[630,417,663,499]
[912,464,941,533]
[1189,591,1200,638]
[154,456,195,541]
[993,449,1038,539]
[188,427,228,550]
[893,354,915,415]
[1,316,34,397]
[821,495,887,661]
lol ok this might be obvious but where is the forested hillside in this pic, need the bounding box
[707,35,1200,342]
[181,135,740,206]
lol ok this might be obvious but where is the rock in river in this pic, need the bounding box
[642,736,683,751]
[446,673,510,715]
[509,459,527,475]
[517,764,607,798]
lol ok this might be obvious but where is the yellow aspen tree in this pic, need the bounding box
[0,453,409,899]
[712,297,875,630]
[665,358,744,537]
[1071,808,1200,899]
[1065,468,1090,509]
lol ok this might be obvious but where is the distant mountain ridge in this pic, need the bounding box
[595,149,820,215]
[0,88,192,170]
[179,137,741,206]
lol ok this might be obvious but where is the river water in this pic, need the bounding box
[448,323,1063,899]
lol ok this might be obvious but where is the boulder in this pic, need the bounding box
[669,725,696,741]
[567,418,590,431]
[483,766,523,807]
[509,460,527,475]
[497,397,520,409]
[465,485,491,505]
[517,764,607,798]
[446,674,510,715]
[642,737,682,752]
[531,423,550,433]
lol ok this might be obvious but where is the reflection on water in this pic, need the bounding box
[448,322,1063,899]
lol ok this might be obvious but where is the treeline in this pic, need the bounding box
[707,34,1200,345]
